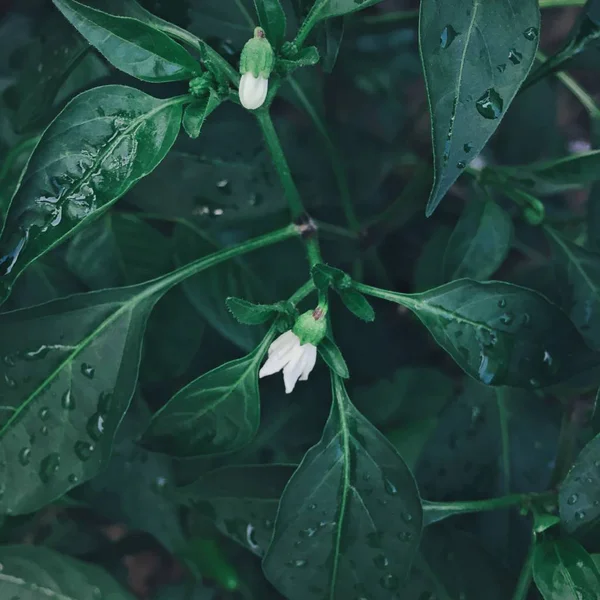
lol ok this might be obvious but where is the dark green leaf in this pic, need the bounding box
[183,90,222,140]
[419,0,540,215]
[338,287,375,322]
[254,0,286,49]
[154,582,216,600]
[319,17,343,73]
[176,465,295,556]
[175,225,267,351]
[316,0,386,20]
[73,395,185,552]
[0,545,134,599]
[443,199,513,281]
[533,538,600,600]
[413,225,452,292]
[547,227,600,350]
[226,297,279,325]
[53,0,201,82]
[0,85,183,304]
[263,374,422,600]
[0,281,165,515]
[373,279,600,388]
[311,262,349,292]
[559,432,600,534]
[142,329,275,457]
[66,213,171,289]
[317,336,349,378]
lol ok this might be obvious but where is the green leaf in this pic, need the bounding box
[497,150,600,196]
[0,281,165,515]
[226,297,281,325]
[254,0,286,49]
[176,464,295,556]
[413,226,453,292]
[364,279,600,388]
[175,225,267,351]
[0,85,183,304]
[53,0,201,82]
[73,395,185,552]
[183,90,222,140]
[547,227,600,350]
[338,287,375,322]
[419,0,540,215]
[316,0,386,20]
[533,538,600,600]
[0,544,134,599]
[141,329,275,457]
[311,263,350,292]
[263,374,422,600]
[317,336,349,378]
[443,199,513,281]
[559,432,600,534]
[66,213,171,289]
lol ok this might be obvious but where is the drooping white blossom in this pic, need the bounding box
[239,72,269,110]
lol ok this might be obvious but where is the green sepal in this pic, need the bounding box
[318,336,349,379]
[292,309,328,346]
[226,297,298,329]
[240,27,275,78]
[276,46,320,76]
[338,288,376,322]
[182,89,221,139]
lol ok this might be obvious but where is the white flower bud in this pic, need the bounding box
[238,72,269,110]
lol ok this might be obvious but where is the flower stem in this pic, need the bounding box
[255,110,306,220]
[293,0,328,48]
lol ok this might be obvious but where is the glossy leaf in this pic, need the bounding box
[183,90,222,139]
[142,329,275,457]
[559,432,600,534]
[0,544,134,599]
[317,336,349,378]
[255,0,286,49]
[419,0,540,215]
[263,374,422,600]
[443,199,513,281]
[53,0,201,82]
[0,281,165,515]
[176,464,295,556]
[363,279,600,388]
[533,538,600,600]
[316,0,386,20]
[547,227,600,350]
[0,85,183,304]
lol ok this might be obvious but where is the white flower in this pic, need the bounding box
[259,330,317,394]
[239,72,268,110]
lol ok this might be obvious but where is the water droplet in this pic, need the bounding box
[61,390,75,410]
[4,373,16,389]
[264,519,273,530]
[497,63,507,73]
[384,479,398,495]
[68,474,79,484]
[568,493,579,505]
[476,327,497,347]
[38,407,50,420]
[543,351,553,366]
[97,391,113,414]
[308,503,317,510]
[499,312,514,325]
[81,363,95,379]
[457,161,466,169]
[476,89,504,119]
[575,510,586,521]
[3,355,16,367]
[245,523,260,552]
[529,378,541,388]
[522,313,531,328]
[463,142,473,153]
[380,574,399,591]
[75,441,94,461]
[40,426,49,436]
[373,554,389,569]
[39,453,60,483]
[87,413,105,441]
[440,25,458,49]
[508,48,523,65]
[524,27,538,40]
[398,531,413,542]
[18,448,31,466]
[300,527,317,538]
[286,559,308,568]
[402,512,414,524]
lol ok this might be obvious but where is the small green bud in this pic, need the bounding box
[292,307,328,346]
[189,74,212,98]
[240,27,275,78]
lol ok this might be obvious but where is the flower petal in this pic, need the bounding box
[282,344,305,394]
[239,73,268,110]
[259,346,294,378]
[268,330,298,357]
[299,343,317,381]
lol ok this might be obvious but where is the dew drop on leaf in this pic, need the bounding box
[456,161,466,169]
[524,27,538,40]
[384,479,398,495]
[286,559,308,568]
[497,63,507,73]
[373,554,389,569]
[463,142,473,153]
[87,413,105,441]
[61,390,75,410]
[398,531,413,542]
[402,512,414,524]
[18,448,31,466]
[74,441,94,461]
[38,407,50,420]
[475,89,504,119]
[380,574,399,590]
[39,452,60,483]
[81,363,95,379]
[440,25,459,49]
[575,510,586,521]
[40,426,49,437]
[4,373,17,389]
[68,474,79,484]
[508,49,523,65]
[567,493,579,505]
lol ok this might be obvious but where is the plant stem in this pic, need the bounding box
[511,539,535,600]
[293,0,328,47]
[422,491,556,526]
[539,0,586,6]
[537,51,600,119]
[496,388,512,495]
[255,110,306,220]
[549,402,579,487]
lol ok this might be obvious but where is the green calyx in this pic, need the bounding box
[292,307,328,346]
[189,74,213,98]
[240,27,275,78]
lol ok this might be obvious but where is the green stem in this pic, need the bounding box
[293,0,328,47]
[537,51,600,119]
[423,492,556,526]
[539,0,586,6]
[496,388,511,495]
[255,110,306,220]
[352,282,416,308]
[549,402,579,487]
[511,538,535,600]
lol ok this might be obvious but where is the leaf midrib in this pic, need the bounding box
[0,572,76,600]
